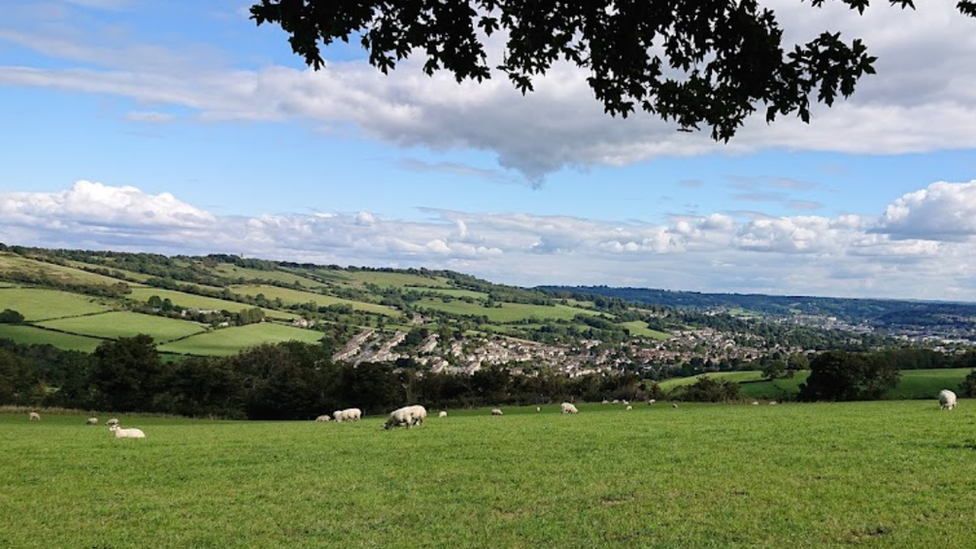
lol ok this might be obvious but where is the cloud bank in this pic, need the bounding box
[2,1,976,179]
[4,180,976,301]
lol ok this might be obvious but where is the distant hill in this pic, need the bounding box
[538,285,976,340]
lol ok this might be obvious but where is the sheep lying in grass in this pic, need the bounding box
[560,402,579,414]
[86,417,98,425]
[384,405,427,429]
[109,424,146,439]
[939,389,957,410]
[491,408,503,416]
[625,405,633,411]
[29,412,40,421]
[106,418,119,428]
[438,411,448,418]
[536,406,541,412]
[315,415,331,422]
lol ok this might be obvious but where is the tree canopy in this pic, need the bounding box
[250,0,975,141]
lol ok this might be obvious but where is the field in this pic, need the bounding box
[0,324,103,352]
[213,264,319,287]
[416,298,599,322]
[0,287,112,320]
[2,401,975,549]
[620,320,672,340]
[126,287,299,320]
[229,284,400,316]
[0,252,129,287]
[158,322,326,356]
[36,311,208,342]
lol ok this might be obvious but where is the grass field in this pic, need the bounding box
[126,287,299,320]
[37,311,208,342]
[158,322,326,355]
[620,320,672,340]
[0,287,112,320]
[416,298,599,323]
[2,401,975,549]
[0,324,104,352]
[889,368,973,400]
[0,252,131,287]
[341,270,452,288]
[212,263,320,287]
[229,284,400,316]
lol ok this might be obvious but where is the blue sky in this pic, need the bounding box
[2,0,976,300]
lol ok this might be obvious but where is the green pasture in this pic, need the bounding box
[36,311,207,342]
[417,287,490,300]
[620,320,672,340]
[158,322,325,356]
[416,298,599,322]
[3,401,975,549]
[230,284,400,316]
[0,324,103,352]
[212,263,319,287]
[0,252,131,287]
[889,368,972,400]
[658,370,767,392]
[0,287,112,320]
[126,287,298,320]
[341,270,452,289]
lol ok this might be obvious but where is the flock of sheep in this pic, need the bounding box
[23,389,961,436]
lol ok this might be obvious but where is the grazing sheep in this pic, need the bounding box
[612,399,619,404]
[315,415,331,422]
[622,400,629,406]
[86,417,98,425]
[769,401,778,406]
[491,408,503,416]
[647,399,656,405]
[625,405,633,411]
[438,410,448,418]
[939,389,957,410]
[751,401,760,405]
[672,403,678,409]
[602,399,609,405]
[106,418,119,427]
[29,412,40,421]
[384,405,427,429]
[560,402,579,414]
[109,424,146,439]
[536,406,541,412]
[333,408,363,422]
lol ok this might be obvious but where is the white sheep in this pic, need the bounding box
[622,400,630,406]
[769,401,778,406]
[29,412,40,421]
[939,389,957,410]
[625,405,633,411]
[536,406,541,412]
[106,418,119,427]
[751,401,760,405]
[438,410,448,418]
[491,408,503,416]
[672,403,678,409]
[333,408,363,422]
[602,399,609,405]
[647,399,656,405]
[86,417,98,425]
[109,424,146,439]
[560,402,579,414]
[384,405,427,429]
[315,415,331,422]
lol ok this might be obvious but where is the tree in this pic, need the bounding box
[92,334,166,412]
[960,369,976,398]
[799,351,899,401]
[250,0,976,141]
[0,309,25,323]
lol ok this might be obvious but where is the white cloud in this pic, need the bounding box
[5,180,976,300]
[874,181,976,240]
[2,1,975,178]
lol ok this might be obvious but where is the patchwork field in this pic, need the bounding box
[158,322,326,356]
[0,287,112,321]
[620,320,672,340]
[415,298,599,323]
[2,401,974,549]
[229,284,400,316]
[36,311,208,342]
[0,252,132,287]
[126,287,299,320]
[0,324,103,352]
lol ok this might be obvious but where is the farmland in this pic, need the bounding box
[0,287,111,321]
[415,298,599,323]
[37,311,208,342]
[158,322,327,356]
[0,324,103,352]
[229,284,400,316]
[125,287,299,320]
[2,401,975,549]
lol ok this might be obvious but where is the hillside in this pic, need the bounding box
[0,244,899,378]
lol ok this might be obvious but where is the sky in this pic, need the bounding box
[2,1,976,301]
